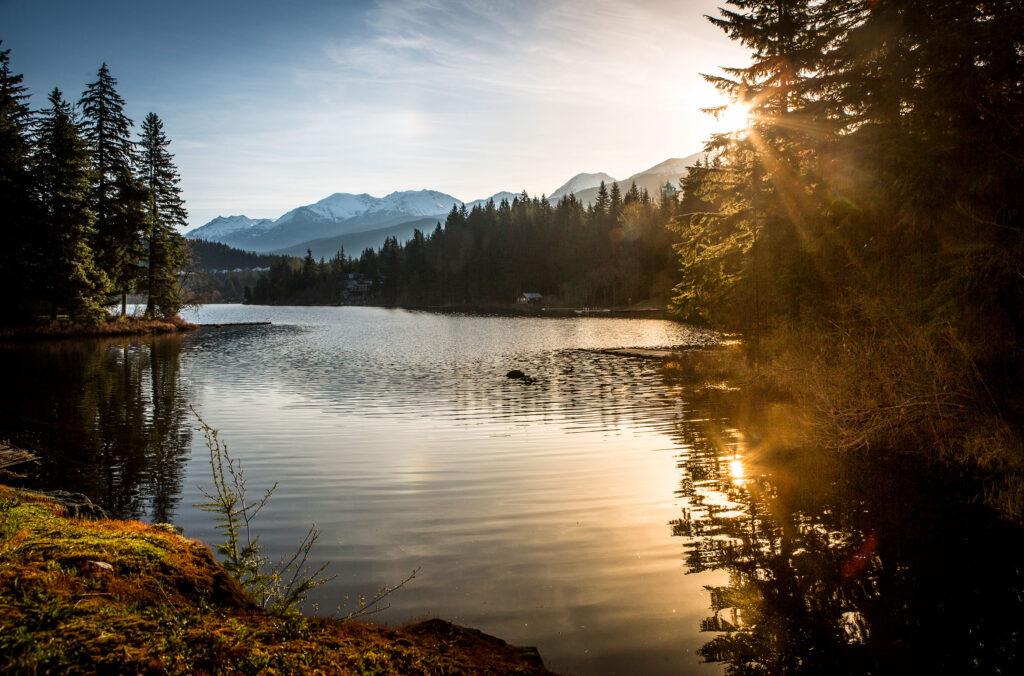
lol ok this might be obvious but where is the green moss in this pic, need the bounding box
[0,487,550,674]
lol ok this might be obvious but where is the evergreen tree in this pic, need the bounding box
[0,43,38,322]
[107,167,148,315]
[609,181,622,221]
[624,181,641,205]
[79,63,137,313]
[137,112,187,318]
[673,0,829,338]
[593,180,609,216]
[31,88,109,321]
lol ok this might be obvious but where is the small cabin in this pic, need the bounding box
[518,292,543,305]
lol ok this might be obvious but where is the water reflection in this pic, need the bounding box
[668,386,1024,674]
[0,336,192,522]
[2,307,1022,674]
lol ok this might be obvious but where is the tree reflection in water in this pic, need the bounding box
[0,336,192,522]
[668,389,1024,674]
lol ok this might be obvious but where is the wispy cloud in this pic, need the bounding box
[170,1,750,225]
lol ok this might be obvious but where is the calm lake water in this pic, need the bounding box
[2,305,1022,675]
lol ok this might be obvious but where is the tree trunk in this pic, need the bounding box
[146,233,156,319]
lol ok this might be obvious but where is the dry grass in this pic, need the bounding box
[0,316,198,340]
[655,322,1024,519]
[765,320,1017,463]
[0,487,551,674]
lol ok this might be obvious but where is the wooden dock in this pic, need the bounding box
[199,322,272,327]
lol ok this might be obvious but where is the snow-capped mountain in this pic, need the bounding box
[549,172,617,200]
[186,189,520,257]
[189,215,275,240]
[187,189,466,253]
[275,190,461,227]
[186,155,702,258]
[280,193,378,223]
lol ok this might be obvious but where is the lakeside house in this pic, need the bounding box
[518,292,543,304]
[343,273,373,302]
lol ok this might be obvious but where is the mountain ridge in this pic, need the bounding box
[186,155,699,258]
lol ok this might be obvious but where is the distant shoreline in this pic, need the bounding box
[236,301,680,321]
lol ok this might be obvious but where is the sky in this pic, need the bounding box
[1,0,749,229]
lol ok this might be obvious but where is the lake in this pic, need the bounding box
[2,305,1021,675]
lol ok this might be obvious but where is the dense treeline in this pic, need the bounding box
[184,241,289,304]
[249,183,680,307]
[673,2,1024,461]
[188,240,283,272]
[0,43,189,325]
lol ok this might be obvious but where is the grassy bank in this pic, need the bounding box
[0,486,550,674]
[0,316,198,340]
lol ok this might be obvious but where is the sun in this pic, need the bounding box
[714,101,755,134]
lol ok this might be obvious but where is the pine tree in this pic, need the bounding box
[137,112,187,318]
[609,182,622,221]
[0,43,39,322]
[32,88,109,321]
[593,181,609,216]
[79,63,138,313]
[624,181,641,205]
[671,0,830,338]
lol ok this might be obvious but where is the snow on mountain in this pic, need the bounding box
[295,193,378,222]
[186,155,702,256]
[187,190,465,253]
[369,190,462,216]
[549,172,617,200]
[186,215,274,240]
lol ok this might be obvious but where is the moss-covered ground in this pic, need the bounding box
[0,487,550,674]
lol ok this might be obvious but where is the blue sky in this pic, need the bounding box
[2,0,748,229]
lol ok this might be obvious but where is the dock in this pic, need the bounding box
[199,322,272,327]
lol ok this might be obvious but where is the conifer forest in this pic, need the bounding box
[0,48,189,325]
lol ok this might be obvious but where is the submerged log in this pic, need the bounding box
[0,445,38,471]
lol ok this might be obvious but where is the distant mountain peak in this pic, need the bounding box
[626,154,702,180]
[187,214,275,240]
[549,172,617,200]
[464,191,521,210]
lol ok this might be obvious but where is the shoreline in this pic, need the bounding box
[235,300,682,321]
[0,316,199,341]
[0,484,551,674]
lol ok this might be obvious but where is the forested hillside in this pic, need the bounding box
[248,184,680,308]
[188,240,282,271]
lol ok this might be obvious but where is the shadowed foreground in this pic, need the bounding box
[0,487,550,675]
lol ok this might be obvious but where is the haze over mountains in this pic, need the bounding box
[186,153,701,260]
